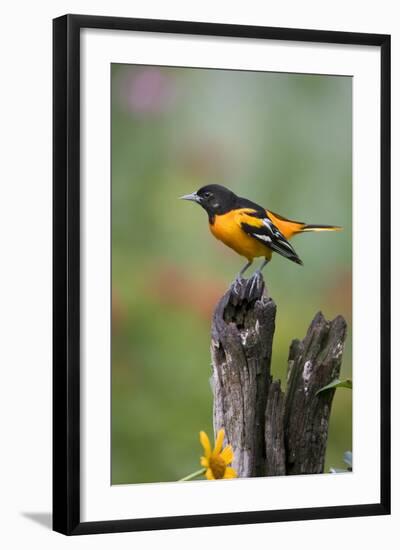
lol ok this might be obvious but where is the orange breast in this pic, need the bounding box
[209,210,272,261]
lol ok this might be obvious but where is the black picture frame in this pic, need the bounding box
[53,14,391,535]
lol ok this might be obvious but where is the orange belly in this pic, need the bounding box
[209,210,272,261]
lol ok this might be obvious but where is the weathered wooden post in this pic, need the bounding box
[211,275,347,477]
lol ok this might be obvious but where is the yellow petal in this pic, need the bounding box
[200,456,209,468]
[223,467,237,479]
[213,429,225,455]
[199,431,212,458]
[205,468,214,480]
[220,445,234,465]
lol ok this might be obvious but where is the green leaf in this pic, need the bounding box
[316,378,352,395]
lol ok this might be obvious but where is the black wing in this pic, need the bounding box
[241,212,303,265]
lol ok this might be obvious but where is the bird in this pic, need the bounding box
[180,184,342,280]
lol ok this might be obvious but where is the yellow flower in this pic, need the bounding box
[199,429,237,480]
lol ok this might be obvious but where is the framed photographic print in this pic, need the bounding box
[53,14,391,535]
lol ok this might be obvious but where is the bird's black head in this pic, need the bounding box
[180,184,237,222]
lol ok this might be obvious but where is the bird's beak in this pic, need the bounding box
[179,192,201,203]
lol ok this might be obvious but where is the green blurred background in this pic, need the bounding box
[111,64,352,484]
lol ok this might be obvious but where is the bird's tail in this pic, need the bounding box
[300,224,342,233]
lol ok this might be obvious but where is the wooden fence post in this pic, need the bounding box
[210,275,347,477]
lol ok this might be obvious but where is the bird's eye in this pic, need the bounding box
[204,191,212,198]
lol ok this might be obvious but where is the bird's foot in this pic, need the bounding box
[248,271,265,299]
[232,276,244,295]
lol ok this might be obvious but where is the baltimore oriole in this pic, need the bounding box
[181,184,342,278]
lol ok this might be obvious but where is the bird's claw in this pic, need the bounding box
[232,276,243,295]
[248,271,264,298]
